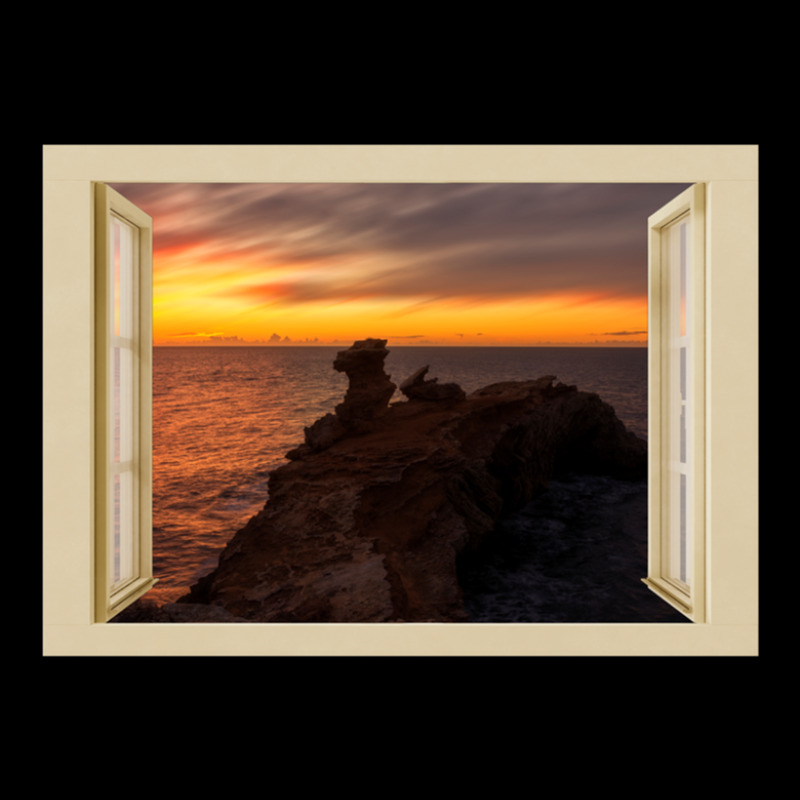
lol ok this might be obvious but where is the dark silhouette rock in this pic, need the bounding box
[333,337,396,426]
[399,365,466,403]
[301,412,346,453]
[180,341,647,623]
[288,338,396,458]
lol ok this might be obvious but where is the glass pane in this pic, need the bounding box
[666,216,691,588]
[679,474,687,583]
[111,216,134,339]
[112,346,133,464]
[680,403,686,464]
[113,470,134,585]
[680,220,687,337]
[680,346,686,402]
[108,209,139,593]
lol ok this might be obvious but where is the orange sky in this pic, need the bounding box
[111,182,688,347]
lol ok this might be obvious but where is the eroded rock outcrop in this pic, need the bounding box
[179,339,647,623]
[400,365,466,403]
[333,337,396,423]
[293,338,396,456]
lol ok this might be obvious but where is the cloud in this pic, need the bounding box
[112,181,690,306]
[204,335,248,343]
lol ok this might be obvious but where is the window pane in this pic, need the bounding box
[680,473,687,583]
[680,220,687,337]
[680,402,686,464]
[111,216,134,339]
[113,470,134,585]
[109,210,138,593]
[112,346,134,464]
[666,217,691,588]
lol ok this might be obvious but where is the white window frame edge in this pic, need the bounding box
[42,145,758,656]
[93,183,156,622]
[643,183,706,622]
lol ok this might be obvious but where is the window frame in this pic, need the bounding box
[643,183,706,621]
[42,145,758,656]
[93,183,156,621]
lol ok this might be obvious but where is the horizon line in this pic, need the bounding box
[153,341,648,348]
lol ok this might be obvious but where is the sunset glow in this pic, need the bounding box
[111,182,688,347]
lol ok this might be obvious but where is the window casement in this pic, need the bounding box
[94,183,156,622]
[643,183,706,622]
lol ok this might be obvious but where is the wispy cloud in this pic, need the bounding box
[112,181,687,345]
[113,182,689,305]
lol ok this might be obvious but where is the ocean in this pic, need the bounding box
[150,345,649,610]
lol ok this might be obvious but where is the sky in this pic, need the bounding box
[110,182,690,347]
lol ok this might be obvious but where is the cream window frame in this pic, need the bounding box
[643,184,706,621]
[93,183,156,621]
[43,145,758,656]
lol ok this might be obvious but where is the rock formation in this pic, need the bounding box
[294,338,395,456]
[333,337,396,422]
[176,339,647,623]
[399,365,466,403]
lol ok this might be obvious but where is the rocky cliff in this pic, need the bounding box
[174,338,647,623]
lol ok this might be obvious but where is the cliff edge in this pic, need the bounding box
[175,338,647,622]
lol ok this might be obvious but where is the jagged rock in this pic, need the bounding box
[303,412,346,451]
[287,339,397,459]
[180,345,647,623]
[332,338,396,427]
[399,365,466,402]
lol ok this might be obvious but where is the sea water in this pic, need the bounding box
[151,345,648,606]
